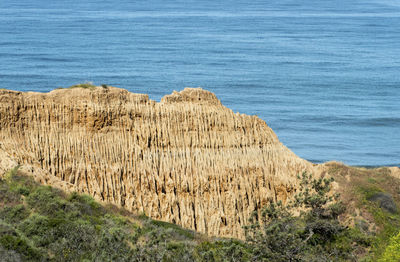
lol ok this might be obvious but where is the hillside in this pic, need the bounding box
[1,164,400,261]
[0,85,317,238]
[0,85,399,260]
[0,167,250,261]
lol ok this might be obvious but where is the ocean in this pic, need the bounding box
[0,0,399,166]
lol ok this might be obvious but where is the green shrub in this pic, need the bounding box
[68,82,96,89]
[0,204,30,224]
[67,192,103,217]
[2,170,391,261]
[92,225,133,261]
[357,184,400,259]
[0,167,23,206]
[18,213,51,247]
[150,219,196,239]
[47,221,96,262]
[244,172,359,261]
[194,240,251,262]
[379,232,400,262]
[26,185,66,216]
[0,185,21,206]
[0,244,22,262]
[0,234,41,260]
[3,166,19,180]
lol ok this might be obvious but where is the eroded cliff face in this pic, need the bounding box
[0,86,315,238]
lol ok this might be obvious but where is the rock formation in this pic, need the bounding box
[0,86,315,238]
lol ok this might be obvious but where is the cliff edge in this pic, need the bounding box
[0,86,315,238]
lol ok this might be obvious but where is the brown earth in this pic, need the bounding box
[0,86,398,239]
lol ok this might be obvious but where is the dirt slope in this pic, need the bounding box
[0,86,317,238]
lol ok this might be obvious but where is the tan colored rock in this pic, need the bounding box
[389,167,400,179]
[0,149,17,175]
[0,86,316,238]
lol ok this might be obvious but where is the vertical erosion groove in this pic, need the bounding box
[0,86,314,238]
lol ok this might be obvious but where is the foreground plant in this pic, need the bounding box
[0,169,251,262]
[244,172,366,262]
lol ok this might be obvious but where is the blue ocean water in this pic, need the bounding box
[0,0,399,166]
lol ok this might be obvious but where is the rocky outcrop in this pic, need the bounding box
[0,86,315,238]
[389,167,400,180]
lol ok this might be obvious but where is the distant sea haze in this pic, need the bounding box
[0,0,399,166]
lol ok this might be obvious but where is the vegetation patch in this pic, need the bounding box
[327,162,400,261]
[368,192,397,214]
[1,165,399,261]
[244,172,370,261]
[56,82,98,90]
[0,169,249,261]
[379,232,400,262]
[68,82,97,89]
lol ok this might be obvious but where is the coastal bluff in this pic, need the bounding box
[0,86,315,238]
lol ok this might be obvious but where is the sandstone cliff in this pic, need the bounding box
[0,86,315,238]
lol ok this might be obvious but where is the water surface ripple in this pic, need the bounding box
[0,0,399,166]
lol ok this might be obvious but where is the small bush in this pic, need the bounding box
[92,225,133,261]
[244,172,358,261]
[0,234,41,260]
[195,240,251,262]
[26,186,65,215]
[368,192,397,214]
[48,221,96,261]
[67,192,103,217]
[150,219,196,240]
[379,232,400,262]
[0,204,30,224]
[18,214,51,247]
[0,244,22,262]
[68,82,96,89]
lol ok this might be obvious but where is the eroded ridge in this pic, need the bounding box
[0,86,313,238]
